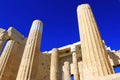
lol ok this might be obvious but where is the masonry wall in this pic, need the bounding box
[39,53,51,80]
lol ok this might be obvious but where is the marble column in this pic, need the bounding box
[77,4,114,79]
[0,40,15,80]
[50,48,59,80]
[63,62,71,80]
[0,40,18,80]
[71,45,80,80]
[16,20,43,80]
[78,62,83,80]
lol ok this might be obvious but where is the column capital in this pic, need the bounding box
[64,61,70,65]
[52,48,58,52]
[71,44,76,53]
[50,48,59,80]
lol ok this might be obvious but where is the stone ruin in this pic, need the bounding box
[0,4,120,80]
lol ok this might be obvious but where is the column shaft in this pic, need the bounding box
[0,40,16,79]
[0,40,23,80]
[63,62,71,80]
[50,48,59,80]
[77,4,114,79]
[78,62,83,80]
[16,20,43,80]
[71,46,80,80]
[72,52,80,80]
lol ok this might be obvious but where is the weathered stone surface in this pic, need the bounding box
[0,41,5,54]
[91,73,120,80]
[63,62,71,80]
[71,45,80,80]
[0,3,119,80]
[50,48,59,80]
[0,28,8,40]
[78,62,83,80]
[0,40,25,80]
[109,51,120,67]
[7,27,25,45]
[39,53,51,80]
[59,51,73,80]
[16,20,43,80]
[0,28,9,53]
[77,4,114,79]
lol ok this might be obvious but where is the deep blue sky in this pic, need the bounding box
[0,0,120,75]
[0,0,120,52]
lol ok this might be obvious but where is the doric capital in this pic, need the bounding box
[71,44,76,53]
[52,48,58,52]
[77,4,90,13]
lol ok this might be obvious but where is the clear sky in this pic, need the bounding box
[0,0,120,74]
[0,0,120,52]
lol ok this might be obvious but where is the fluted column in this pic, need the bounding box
[71,45,80,80]
[63,62,71,80]
[16,20,43,80]
[0,40,15,79]
[77,4,114,79]
[78,62,83,80]
[0,40,18,80]
[50,48,59,80]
